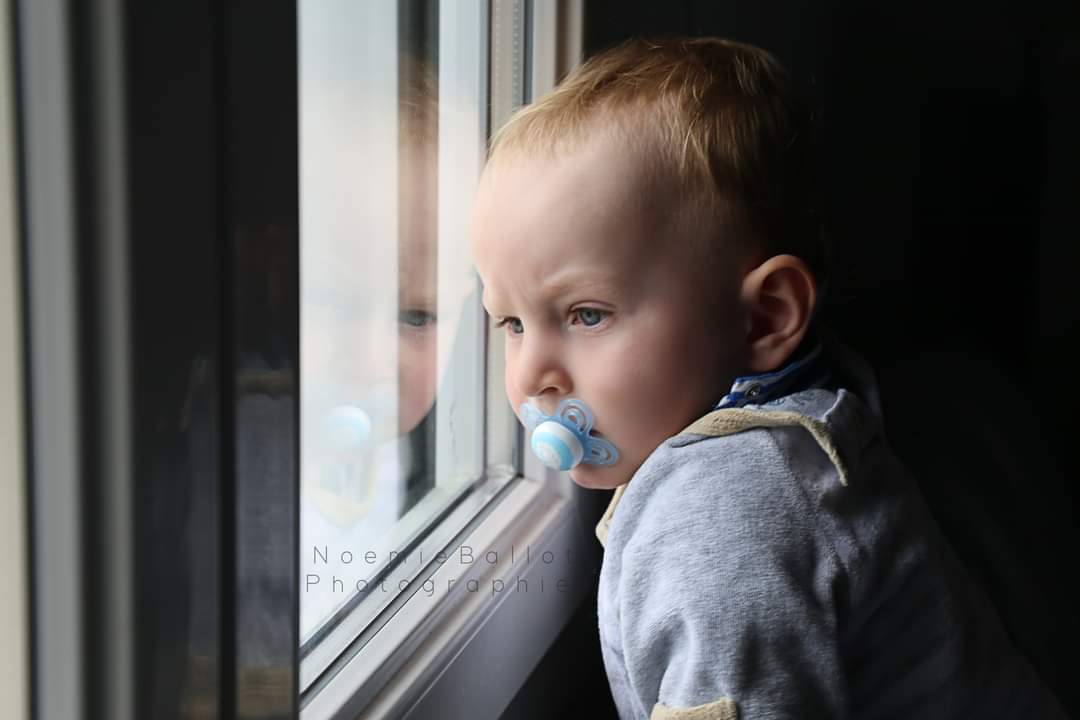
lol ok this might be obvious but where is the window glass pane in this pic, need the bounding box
[298,0,492,662]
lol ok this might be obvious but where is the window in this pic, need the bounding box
[299,0,549,698]
[298,0,494,681]
[14,0,590,717]
[299,2,596,716]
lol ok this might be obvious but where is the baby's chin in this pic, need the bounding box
[568,461,632,491]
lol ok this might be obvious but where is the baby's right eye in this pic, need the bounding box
[493,317,524,335]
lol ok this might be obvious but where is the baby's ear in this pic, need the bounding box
[739,254,817,373]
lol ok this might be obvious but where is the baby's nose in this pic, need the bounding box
[513,340,571,400]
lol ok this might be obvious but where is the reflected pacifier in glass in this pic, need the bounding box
[313,383,397,453]
[325,404,373,451]
[520,398,619,471]
[304,385,397,527]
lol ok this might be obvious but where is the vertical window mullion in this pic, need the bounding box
[223,1,301,718]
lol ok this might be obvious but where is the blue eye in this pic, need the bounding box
[573,308,608,327]
[400,309,436,328]
[494,317,524,335]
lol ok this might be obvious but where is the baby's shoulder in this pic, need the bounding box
[609,388,888,557]
[656,388,872,495]
[612,429,816,556]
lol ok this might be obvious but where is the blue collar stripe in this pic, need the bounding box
[713,341,830,410]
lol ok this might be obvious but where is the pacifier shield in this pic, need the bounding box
[520,398,619,471]
[326,404,372,450]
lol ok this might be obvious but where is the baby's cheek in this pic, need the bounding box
[506,385,525,424]
[605,402,666,469]
[503,361,524,418]
[397,330,438,434]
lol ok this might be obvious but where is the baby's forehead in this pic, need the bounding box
[478,144,672,232]
[472,133,735,282]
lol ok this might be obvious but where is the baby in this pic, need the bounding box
[469,37,1066,719]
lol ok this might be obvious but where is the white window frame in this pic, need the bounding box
[299,2,590,718]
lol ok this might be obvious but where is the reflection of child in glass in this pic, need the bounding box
[468,37,1067,719]
[302,52,440,527]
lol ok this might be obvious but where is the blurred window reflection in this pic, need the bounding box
[299,0,494,669]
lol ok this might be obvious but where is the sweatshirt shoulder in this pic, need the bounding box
[607,422,811,556]
[605,388,880,554]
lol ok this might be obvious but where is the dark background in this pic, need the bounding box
[504,1,1080,716]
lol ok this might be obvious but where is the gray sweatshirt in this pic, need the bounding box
[595,355,1068,719]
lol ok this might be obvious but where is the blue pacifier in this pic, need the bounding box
[520,398,619,471]
[325,404,373,451]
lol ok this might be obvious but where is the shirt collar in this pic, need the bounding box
[713,337,831,410]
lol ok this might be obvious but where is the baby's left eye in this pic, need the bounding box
[572,307,608,328]
[399,309,436,328]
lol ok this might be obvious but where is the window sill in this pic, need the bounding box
[300,468,604,719]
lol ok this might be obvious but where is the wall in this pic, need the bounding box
[1,0,30,716]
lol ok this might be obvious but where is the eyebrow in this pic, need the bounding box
[483,272,623,312]
[398,291,437,309]
[547,270,623,296]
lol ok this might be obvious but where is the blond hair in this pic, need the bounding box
[490,36,826,285]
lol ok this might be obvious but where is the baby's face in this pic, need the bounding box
[469,135,748,489]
